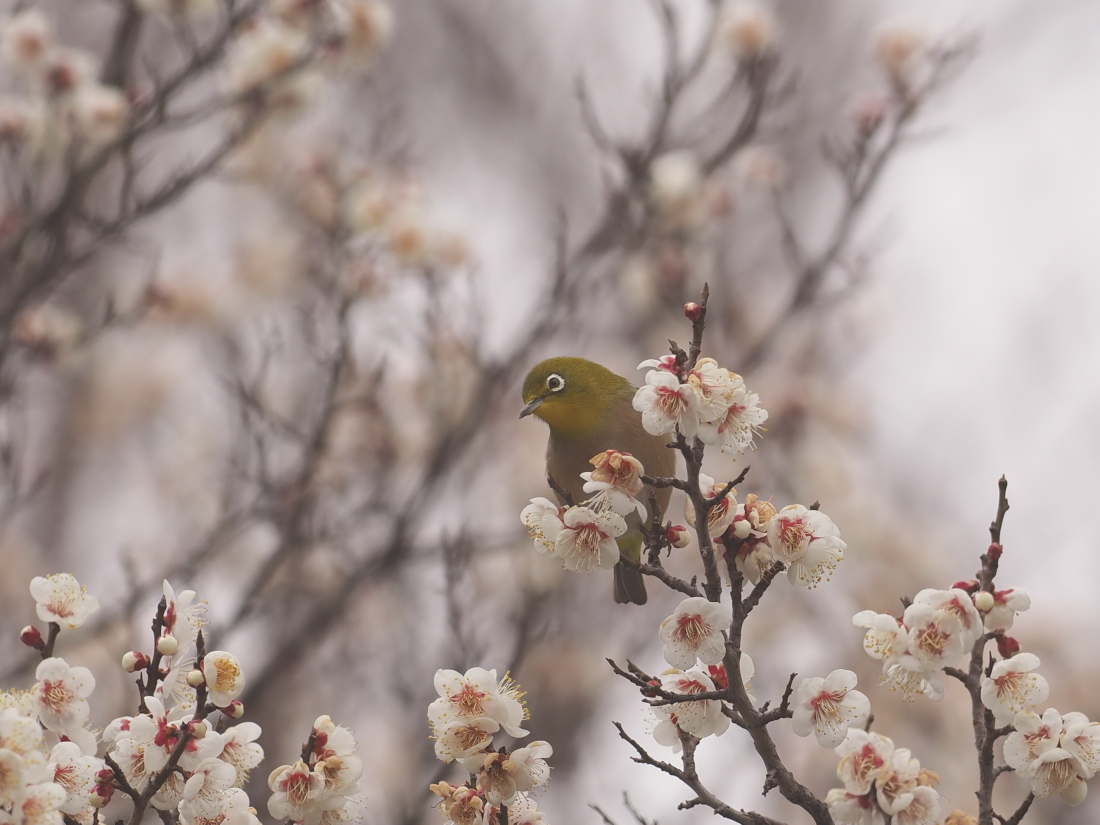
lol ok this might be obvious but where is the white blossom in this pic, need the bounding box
[522,497,564,556]
[554,505,626,572]
[901,602,965,671]
[219,722,265,786]
[31,659,94,735]
[881,654,944,702]
[652,668,730,751]
[29,575,99,630]
[428,668,527,739]
[581,450,646,519]
[980,653,1048,725]
[983,587,1031,632]
[658,597,732,669]
[47,741,100,815]
[1004,708,1062,774]
[835,729,894,796]
[792,670,870,748]
[267,760,325,822]
[203,651,245,708]
[632,368,702,438]
[853,610,907,661]
[766,504,845,588]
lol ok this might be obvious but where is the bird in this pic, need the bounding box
[520,356,676,605]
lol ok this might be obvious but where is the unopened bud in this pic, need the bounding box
[683,302,703,322]
[224,699,245,719]
[732,518,752,540]
[997,636,1020,658]
[95,769,114,787]
[973,591,994,612]
[156,634,178,656]
[643,680,660,698]
[88,789,110,809]
[122,651,149,673]
[987,543,1003,560]
[666,524,691,548]
[707,664,728,689]
[187,669,206,688]
[189,720,209,739]
[1061,777,1088,807]
[951,579,979,593]
[20,625,45,650]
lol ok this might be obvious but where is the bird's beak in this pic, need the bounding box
[519,396,545,419]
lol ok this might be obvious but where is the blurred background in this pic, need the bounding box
[0,0,1096,822]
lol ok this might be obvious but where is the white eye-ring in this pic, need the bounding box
[546,374,565,392]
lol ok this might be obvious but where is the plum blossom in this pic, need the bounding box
[792,670,870,748]
[766,504,845,588]
[554,505,626,572]
[632,367,702,437]
[476,740,552,806]
[882,653,945,702]
[267,760,325,821]
[982,587,1031,632]
[47,741,101,815]
[825,788,875,825]
[581,450,646,518]
[658,597,732,669]
[836,729,894,796]
[913,588,983,649]
[219,722,265,786]
[1028,748,1081,799]
[203,651,245,707]
[520,498,563,556]
[686,473,737,538]
[182,757,237,817]
[697,380,768,454]
[853,610,907,661]
[29,574,100,630]
[1004,708,1062,774]
[901,603,965,671]
[17,780,66,825]
[428,668,527,739]
[652,667,730,751]
[31,658,94,735]
[980,653,1049,725]
[1060,712,1100,778]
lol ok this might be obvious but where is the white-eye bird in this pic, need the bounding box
[520,356,675,604]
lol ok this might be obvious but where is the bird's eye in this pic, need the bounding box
[546,374,565,392]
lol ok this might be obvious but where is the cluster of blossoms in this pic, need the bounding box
[266,716,364,825]
[825,729,943,825]
[632,355,768,455]
[520,450,647,574]
[224,0,392,118]
[854,585,1027,703]
[427,668,550,824]
[0,9,129,158]
[7,574,362,825]
[721,492,847,589]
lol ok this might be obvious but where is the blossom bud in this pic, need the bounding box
[732,518,752,539]
[643,680,660,698]
[122,651,150,672]
[1061,777,1088,807]
[951,579,979,593]
[707,664,728,690]
[88,789,110,809]
[224,699,245,719]
[187,668,206,687]
[987,543,1003,560]
[973,591,994,612]
[666,524,691,548]
[20,625,45,650]
[683,302,703,322]
[996,636,1020,658]
[189,720,209,739]
[95,769,114,787]
[156,634,179,655]
[716,2,778,61]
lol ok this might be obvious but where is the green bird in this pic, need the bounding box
[520,356,676,605]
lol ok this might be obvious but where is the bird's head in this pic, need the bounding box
[520,356,633,438]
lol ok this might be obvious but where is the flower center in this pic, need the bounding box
[674,614,709,648]
[41,680,74,714]
[450,685,487,717]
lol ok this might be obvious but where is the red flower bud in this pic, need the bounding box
[707,664,728,690]
[643,679,660,698]
[997,636,1020,658]
[951,580,979,594]
[683,302,703,322]
[987,543,1003,560]
[20,625,45,650]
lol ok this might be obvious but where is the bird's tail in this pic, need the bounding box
[613,533,647,605]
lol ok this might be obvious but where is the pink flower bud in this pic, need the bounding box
[666,524,691,548]
[95,769,114,786]
[683,302,703,322]
[707,664,728,689]
[951,579,979,593]
[987,543,1003,560]
[156,634,178,655]
[972,591,994,612]
[224,699,245,719]
[20,625,45,650]
[997,636,1020,658]
[187,668,206,688]
[121,651,149,672]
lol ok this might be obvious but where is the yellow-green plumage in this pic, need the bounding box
[520,356,676,605]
